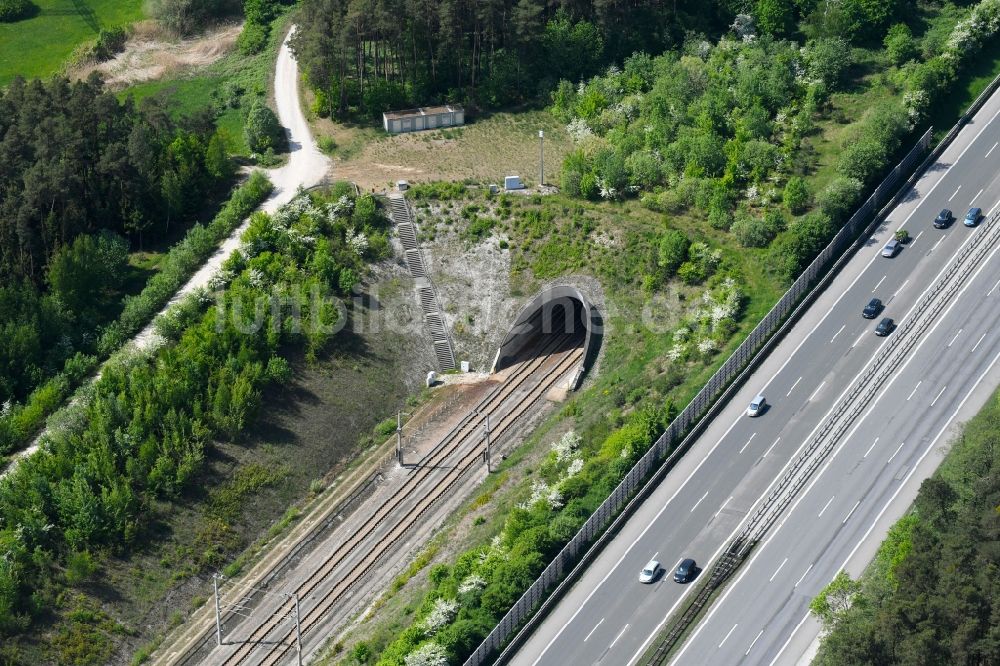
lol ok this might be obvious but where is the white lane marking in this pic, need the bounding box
[988,141,998,157]
[766,112,1000,666]
[786,376,802,397]
[652,551,659,560]
[739,433,757,454]
[932,236,944,252]
[931,385,947,407]
[584,618,604,642]
[746,629,765,656]
[763,437,781,458]
[691,490,710,512]
[719,624,738,648]
[609,624,629,650]
[894,278,910,298]
[817,496,835,518]
[863,437,880,458]
[912,230,924,245]
[949,184,962,201]
[906,381,921,401]
[973,332,987,352]
[989,276,1000,295]
[794,563,813,588]
[872,275,887,292]
[842,500,861,524]
[851,331,866,349]
[887,441,906,464]
[528,411,744,666]
[972,188,984,204]
[808,381,826,402]
[948,329,963,347]
[830,325,845,343]
[773,348,1000,666]
[769,557,788,582]
[662,112,1000,666]
[714,496,733,519]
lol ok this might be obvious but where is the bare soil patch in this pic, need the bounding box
[71,21,242,88]
[313,109,574,192]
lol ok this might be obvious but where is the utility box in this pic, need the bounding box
[489,184,499,194]
[426,371,437,387]
[460,361,470,372]
[396,180,409,191]
[504,175,524,190]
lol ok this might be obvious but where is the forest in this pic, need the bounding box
[0,74,241,448]
[291,0,917,117]
[0,186,391,643]
[811,388,1000,664]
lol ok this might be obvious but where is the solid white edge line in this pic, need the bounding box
[769,345,1000,666]
[670,240,1000,665]
[617,110,1000,666]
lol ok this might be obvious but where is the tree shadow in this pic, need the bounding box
[43,0,101,33]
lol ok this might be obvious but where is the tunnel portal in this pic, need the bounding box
[491,286,600,388]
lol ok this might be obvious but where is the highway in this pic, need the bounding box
[508,85,1000,666]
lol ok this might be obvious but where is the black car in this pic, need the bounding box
[673,558,696,583]
[934,209,953,229]
[863,298,882,319]
[875,317,894,337]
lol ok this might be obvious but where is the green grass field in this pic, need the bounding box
[0,0,146,86]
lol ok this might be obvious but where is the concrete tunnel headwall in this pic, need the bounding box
[490,285,602,388]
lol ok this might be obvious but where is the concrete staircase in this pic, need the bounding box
[389,193,456,371]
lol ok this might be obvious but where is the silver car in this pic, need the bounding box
[639,559,661,584]
[881,239,900,257]
[747,394,766,417]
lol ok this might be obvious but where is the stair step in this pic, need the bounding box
[434,341,456,370]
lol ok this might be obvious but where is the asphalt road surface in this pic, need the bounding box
[509,85,1000,666]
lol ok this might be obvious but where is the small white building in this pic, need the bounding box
[383,105,465,134]
[504,175,524,191]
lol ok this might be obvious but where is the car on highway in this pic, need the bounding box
[863,298,882,319]
[964,207,982,227]
[673,558,696,583]
[875,317,895,337]
[881,239,901,257]
[746,394,767,417]
[639,560,661,584]
[933,208,953,229]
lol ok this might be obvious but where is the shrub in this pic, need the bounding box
[783,176,810,214]
[816,176,863,223]
[237,21,268,55]
[151,0,241,36]
[805,38,853,90]
[884,23,917,65]
[657,229,690,277]
[93,26,128,61]
[0,0,33,22]
[245,102,284,153]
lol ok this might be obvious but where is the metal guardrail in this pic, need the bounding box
[462,125,933,666]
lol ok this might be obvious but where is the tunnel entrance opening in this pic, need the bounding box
[491,286,600,388]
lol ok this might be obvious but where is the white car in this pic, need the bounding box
[746,394,766,417]
[639,559,661,584]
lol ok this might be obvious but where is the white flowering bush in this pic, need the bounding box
[697,338,717,354]
[551,431,581,462]
[943,0,1000,63]
[566,117,593,142]
[422,597,459,634]
[565,457,584,478]
[346,228,369,256]
[522,480,564,510]
[458,574,487,595]
[667,343,686,362]
[405,642,448,666]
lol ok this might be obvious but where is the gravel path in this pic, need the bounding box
[2,25,328,477]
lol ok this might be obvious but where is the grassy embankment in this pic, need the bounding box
[0,0,145,86]
[310,4,1000,665]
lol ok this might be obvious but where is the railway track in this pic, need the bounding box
[171,323,584,665]
[221,338,585,666]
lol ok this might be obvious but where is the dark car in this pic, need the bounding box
[674,558,696,583]
[964,207,982,227]
[863,298,882,319]
[875,317,894,337]
[934,209,953,229]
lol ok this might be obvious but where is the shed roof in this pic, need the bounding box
[383,105,464,120]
